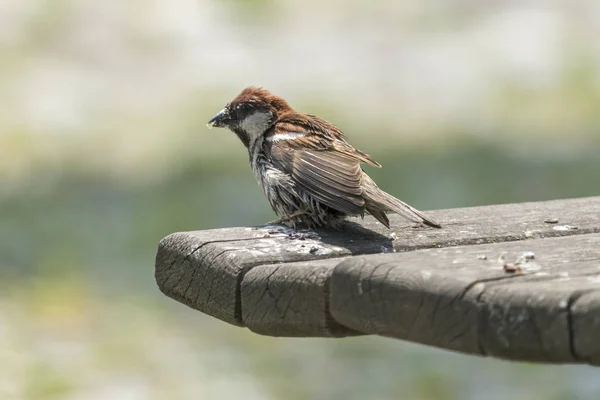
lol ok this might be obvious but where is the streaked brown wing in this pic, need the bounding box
[271,142,366,216]
[271,113,382,167]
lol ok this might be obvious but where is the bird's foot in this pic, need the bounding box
[265,211,320,240]
[285,230,320,241]
[267,209,308,226]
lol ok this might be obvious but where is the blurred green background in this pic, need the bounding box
[2,0,600,399]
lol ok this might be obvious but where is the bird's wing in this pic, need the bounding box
[270,144,366,215]
[271,114,382,167]
[266,113,380,215]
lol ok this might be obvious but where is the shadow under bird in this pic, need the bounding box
[207,87,441,230]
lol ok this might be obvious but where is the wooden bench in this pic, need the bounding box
[155,196,600,366]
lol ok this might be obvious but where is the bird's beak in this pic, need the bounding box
[207,108,228,129]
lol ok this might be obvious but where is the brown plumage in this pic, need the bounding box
[207,86,441,229]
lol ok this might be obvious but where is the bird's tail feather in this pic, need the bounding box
[363,176,441,229]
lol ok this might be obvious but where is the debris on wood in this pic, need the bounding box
[523,251,535,260]
[553,225,578,231]
[503,263,522,274]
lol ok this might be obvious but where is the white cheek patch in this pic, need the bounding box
[240,111,273,141]
[265,132,306,142]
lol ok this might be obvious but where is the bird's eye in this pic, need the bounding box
[235,103,252,114]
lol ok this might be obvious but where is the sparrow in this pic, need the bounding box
[207,87,441,230]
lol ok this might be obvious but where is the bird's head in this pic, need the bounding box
[207,87,292,147]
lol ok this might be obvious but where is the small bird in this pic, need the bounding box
[207,87,441,230]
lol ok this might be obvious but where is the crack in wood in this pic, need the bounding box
[566,289,599,363]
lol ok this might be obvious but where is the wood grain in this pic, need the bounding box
[241,258,361,337]
[330,234,600,364]
[154,196,600,365]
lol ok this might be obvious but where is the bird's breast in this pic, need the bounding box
[249,142,298,214]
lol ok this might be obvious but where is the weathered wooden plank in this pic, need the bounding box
[155,225,386,325]
[370,196,600,250]
[329,234,600,365]
[155,197,600,326]
[241,258,362,337]
[571,291,600,364]
[235,195,600,254]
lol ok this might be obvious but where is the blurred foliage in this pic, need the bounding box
[2,0,600,398]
